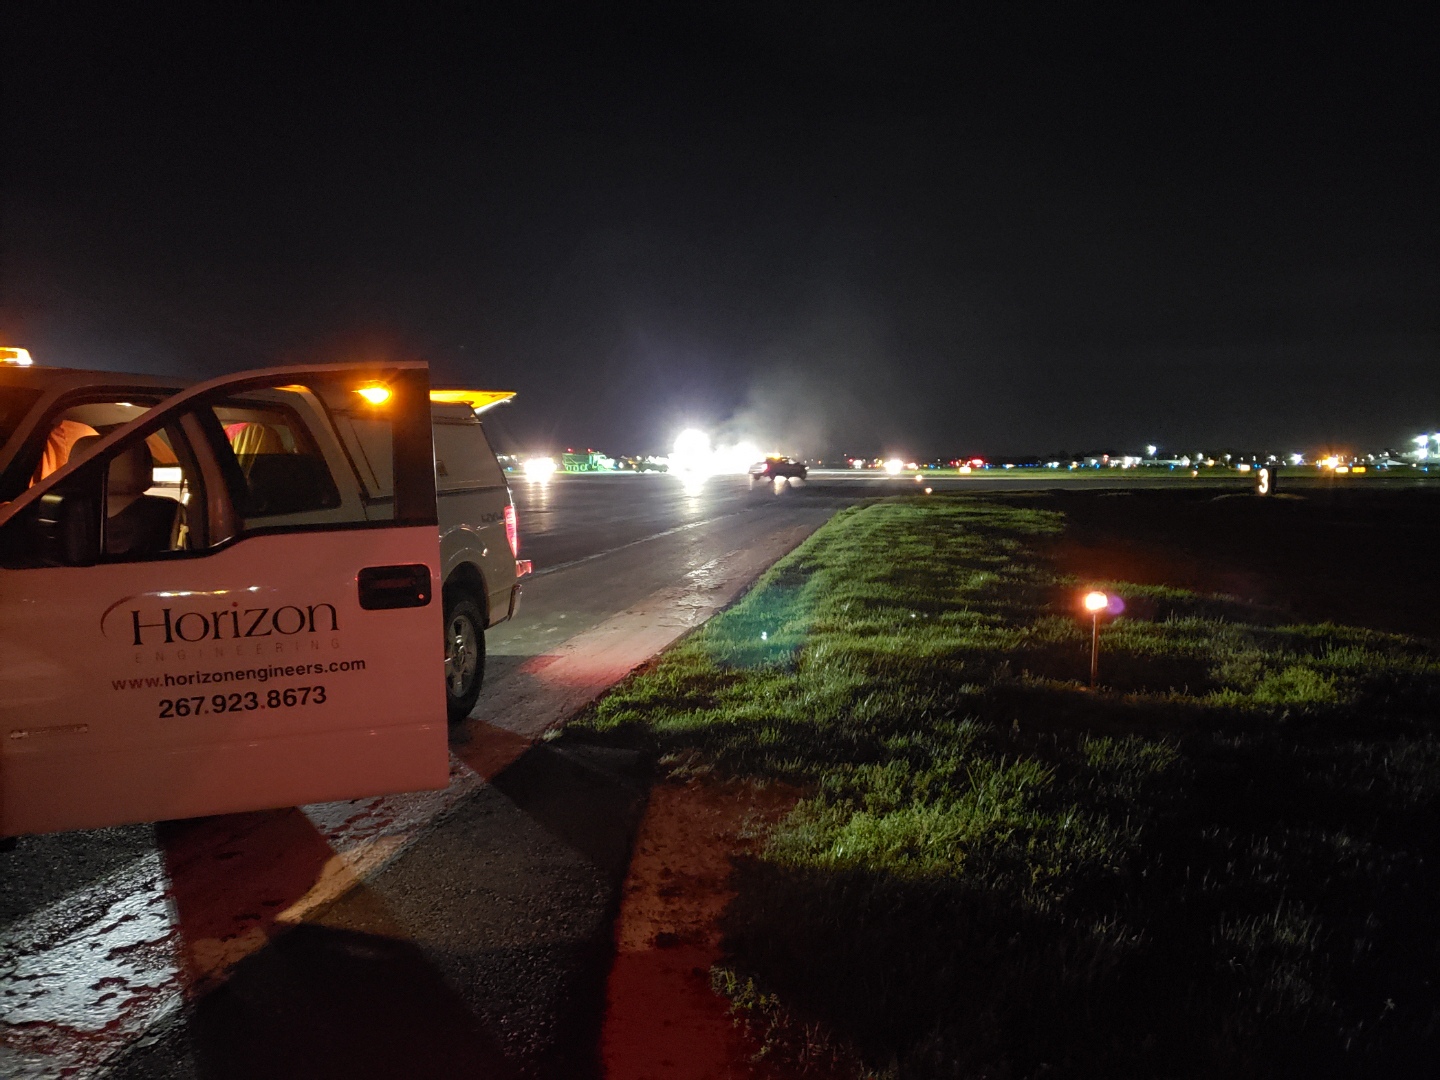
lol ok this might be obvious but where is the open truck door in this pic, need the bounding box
[0,362,448,836]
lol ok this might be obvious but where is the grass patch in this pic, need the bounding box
[571,496,1440,1077]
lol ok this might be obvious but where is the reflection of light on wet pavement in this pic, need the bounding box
[0,850,180,1079]
[0,756,481,1080]
[3,857,176,1030]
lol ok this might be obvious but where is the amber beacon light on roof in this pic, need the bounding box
[1,346,35,366]
[350,385,516,414]
[428,389,516,413]
[356,384,392,405]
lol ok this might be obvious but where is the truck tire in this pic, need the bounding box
[443,589,485,723]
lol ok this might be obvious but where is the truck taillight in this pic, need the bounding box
[504,503,519,558]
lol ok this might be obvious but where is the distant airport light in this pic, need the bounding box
[673,428,710,455]
[356,385,391,405]
[671,428,713,474]
[523,456,557,480]
[667,429,763,476]
[1146,444,1157,456]
[884,458,905,476]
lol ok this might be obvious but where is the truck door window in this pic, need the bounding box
[3,398,168,496]
[0,419,206,567]
[0,372,428,569]
[208,399,343,523]
[201,377,429,530]
[313,406,393,518]
[335,416,393,510]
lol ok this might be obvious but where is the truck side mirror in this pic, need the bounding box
[32,489,102,566]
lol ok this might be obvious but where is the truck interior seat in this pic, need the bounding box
[225,421,287,476]
[239,453,341,517]
[100,441,181,557]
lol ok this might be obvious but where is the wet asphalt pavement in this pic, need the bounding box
[104,742,651,1080]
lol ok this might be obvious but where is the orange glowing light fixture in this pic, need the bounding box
[1083,590,1110,688]
[0,346,34,366]
[356,385,392,405]
[429,389,516,414]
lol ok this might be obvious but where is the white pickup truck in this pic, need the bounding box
[0,357,529,836]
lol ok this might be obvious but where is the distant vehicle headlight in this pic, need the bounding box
[524,456,557,479]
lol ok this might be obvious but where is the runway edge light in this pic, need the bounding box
[1081,590,1122,689]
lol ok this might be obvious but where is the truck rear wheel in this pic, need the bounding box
[443,590,485,723]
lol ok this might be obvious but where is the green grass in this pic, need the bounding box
[568,496,1440,1078]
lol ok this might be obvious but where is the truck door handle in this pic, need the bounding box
[358,564,433,610]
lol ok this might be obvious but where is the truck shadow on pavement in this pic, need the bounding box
[112,737,652,1080]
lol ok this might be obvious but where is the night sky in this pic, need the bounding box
[3,3,1435,458]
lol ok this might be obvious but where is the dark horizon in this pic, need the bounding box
[3,3,1435,459]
